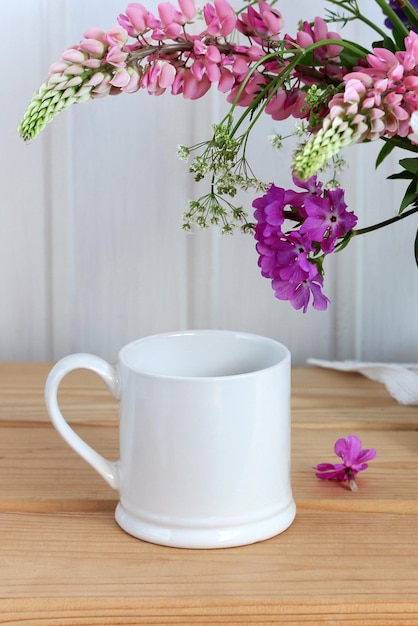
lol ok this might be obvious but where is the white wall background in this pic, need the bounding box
[1,0,417,364]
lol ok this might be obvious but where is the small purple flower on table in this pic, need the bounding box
[313,434,376,491]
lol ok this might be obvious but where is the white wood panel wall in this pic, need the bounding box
[1,0,417,364]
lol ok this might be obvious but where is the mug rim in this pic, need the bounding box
[118,329,290,380]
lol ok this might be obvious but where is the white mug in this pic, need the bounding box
[45,330,295,548]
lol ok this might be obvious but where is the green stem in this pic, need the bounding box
[381,135,418,154]
[228,37,367,141]
[352,205,418,237]
[354,14,388,41]
[395,0,418,32]
[372,0,410,40]
[325,0,389,40]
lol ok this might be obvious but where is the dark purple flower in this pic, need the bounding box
[253,183,286,226]
[313,435,377,491]
[284,175,323,214]
[272,269,329,313]
[300,188,357,253]
[256,240,279,277]
[384,0,418,32]
[274,232,317,281]
[253,180,334,312]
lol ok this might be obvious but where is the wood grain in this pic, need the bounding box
[1,363,418,624]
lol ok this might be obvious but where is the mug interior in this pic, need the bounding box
[119,330,289,378]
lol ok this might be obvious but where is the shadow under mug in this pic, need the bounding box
[45,330,296,549]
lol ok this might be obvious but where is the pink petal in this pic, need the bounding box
[334,435,362,465]
[159,62,176,88]
[126,4,148,32]
[218,68,235,93]
[158,2,176,25]
[178,0,197,20]
[61,49,86,64]
[110,68,131,87]
[214,0,237,36]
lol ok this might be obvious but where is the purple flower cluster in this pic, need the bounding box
[384,0,418,32]
[253,177,358,312]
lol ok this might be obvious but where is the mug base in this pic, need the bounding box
[114,500,296,549]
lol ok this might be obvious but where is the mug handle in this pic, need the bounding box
[45,353,121,490]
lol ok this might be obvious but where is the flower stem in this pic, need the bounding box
[401,0,418,30]
[372,0,410,40]
[346,468,358,491]
[352,205,418,237]
[348,476,358,491]
[228,38,367,141]
[325,0,390,41]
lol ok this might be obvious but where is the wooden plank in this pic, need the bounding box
[1,511,418,608]
[0,426,117,509]
[2,598,418,626]
[0,363,118,424]
[1,365,416,429]
[0,426,416,512]
[0,363,417,623]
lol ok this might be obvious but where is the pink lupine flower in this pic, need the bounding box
[174,67,212,99]
[90,74,114,97]
[265,87,308,121]
[85,72,107,88]
[191,43,223,83]
[313,435,376,491]
[81,28,109,46]
[118,4,149,36]
[178,0,197,21]
[142,60,176,94]
[106,26,130,47]
[396,29,418,71]
[61,49,88,64]
[217,67,235,93]
[227,72,269,106]
[158,2,184,27]
[110,67,141,92]
[213,0,237,36]
[258,0,283,37]
[237,1,283,42]
[203,0,237,37]
[286,16,343,82]
[106,45,129,67]
[367,47,404,81]
[291,17,342,64]
[296,25,418,179]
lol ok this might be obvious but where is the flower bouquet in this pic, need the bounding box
[19,0,418,312]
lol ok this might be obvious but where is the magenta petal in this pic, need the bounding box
[313,462,341,472]
[313,462,347,481]
[334,434,362,465]
[314,435,376,485]
[356,447,377,463]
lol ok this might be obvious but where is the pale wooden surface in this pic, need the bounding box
[1,363,418,625]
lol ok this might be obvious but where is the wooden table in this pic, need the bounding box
[1,363,418,625]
